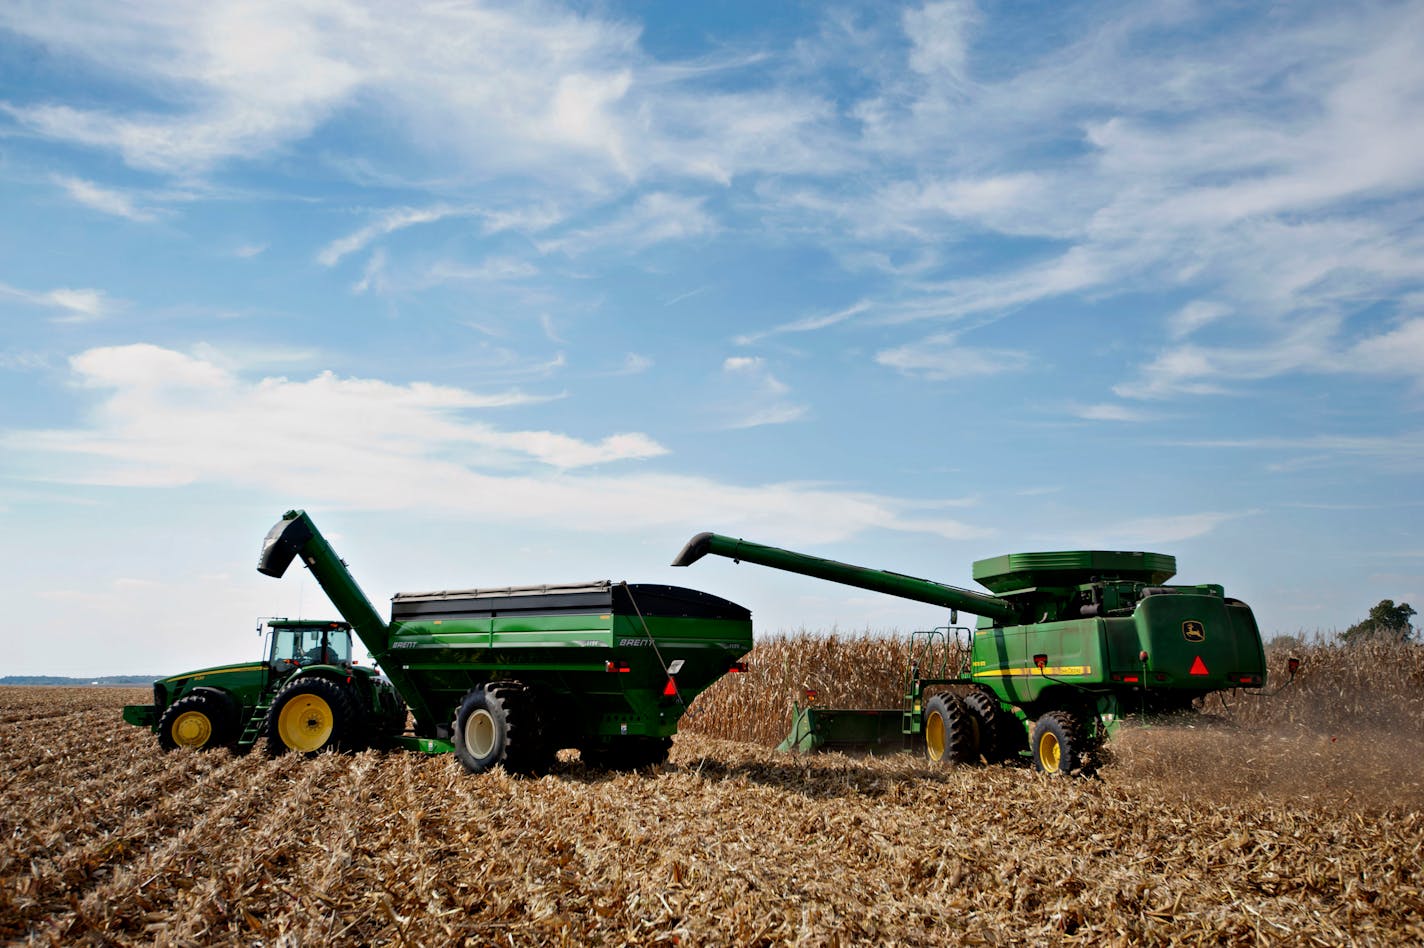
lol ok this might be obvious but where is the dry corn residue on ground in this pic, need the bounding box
[4,638,1424,945]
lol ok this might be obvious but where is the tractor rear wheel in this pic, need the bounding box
[963,689,1009,763]
[1031,711,1094,776]
[266,677,360,756]
[923,693,979,764]
[158,692,236,751]
[453,681,548,775]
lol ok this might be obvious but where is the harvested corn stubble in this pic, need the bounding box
[3,638,1422,946]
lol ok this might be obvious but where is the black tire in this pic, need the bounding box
[158,691,237,751]
[963,689,1008,763]
[1031,710,1094,776]
[581,737,672,771]
[452,681,547,775]
[923,693,980,764]
[265,677,361,757]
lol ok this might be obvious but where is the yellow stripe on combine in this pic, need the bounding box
[973,665,1093,678]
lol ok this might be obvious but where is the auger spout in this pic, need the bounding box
[672,532,1020,624]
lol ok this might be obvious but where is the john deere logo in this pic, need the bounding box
[1182,620,1205,642]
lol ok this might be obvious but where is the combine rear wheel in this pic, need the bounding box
[266,677,360,756]
[923,693,980,764]
[453,681,549,775]
[158,692,236,751]
[1031,711,1094,776]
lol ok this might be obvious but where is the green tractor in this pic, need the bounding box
[122,618,408,754]
[673,532,1279,775]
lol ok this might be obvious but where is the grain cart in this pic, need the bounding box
[672,532,1270,775]
[254,510,753,773]
[122,618,409,754]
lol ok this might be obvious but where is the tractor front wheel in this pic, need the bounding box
[923,693,980,764]
[158,692,236,751]
[266,677,360,756]
[1031,711,1094,776]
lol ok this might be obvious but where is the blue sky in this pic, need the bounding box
[2,1,1421,676]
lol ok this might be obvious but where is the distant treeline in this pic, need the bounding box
[0,676,155,687]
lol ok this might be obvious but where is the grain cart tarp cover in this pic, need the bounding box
[259,510,753,773]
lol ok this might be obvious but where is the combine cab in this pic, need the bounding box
[674,533,1272,775]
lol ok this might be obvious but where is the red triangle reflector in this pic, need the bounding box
[663,677,678,696]
[1189,655,1209,676]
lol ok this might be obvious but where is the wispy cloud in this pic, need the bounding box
[536,193,717,257]
[0,281,112,322]
[1073,403,1159,423]
[734,301,871,346]
[318,206,458,267]
[718,356,807,429]
[875,332,1029,381]
[53,175,157,221]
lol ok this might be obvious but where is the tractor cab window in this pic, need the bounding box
[267,627,352,668]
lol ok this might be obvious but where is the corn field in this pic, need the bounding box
[3,634,1423,945]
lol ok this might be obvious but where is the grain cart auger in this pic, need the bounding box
[672,532,1269,776]
[252,510,754,774]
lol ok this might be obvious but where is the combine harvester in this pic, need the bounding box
[673,532,1285,775]
[125,511,753,774]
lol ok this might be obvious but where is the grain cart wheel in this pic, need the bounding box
[1031,711,1093,776]
[923,693,980,764]
[453,682,548,776]
[158,692,236,751]
[266,677,360,756]
[963,689,1008,763]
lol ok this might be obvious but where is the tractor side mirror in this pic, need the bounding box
[1287,657,1301,675]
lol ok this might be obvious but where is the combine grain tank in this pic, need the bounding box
[673,532,1268,775]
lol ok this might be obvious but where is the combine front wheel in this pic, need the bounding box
[1031,711,1093,776]
[923,693,980,764]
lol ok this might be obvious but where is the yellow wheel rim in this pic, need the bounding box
[171,710,213,748]
[1038,730,1062,773]
[464,709,496,759]
[925,710,945,762]
[277,694,335,753]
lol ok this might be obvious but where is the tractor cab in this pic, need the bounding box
[265,620,353,672]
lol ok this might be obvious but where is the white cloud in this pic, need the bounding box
[318,205,457,267]
[53,175,156,221]
[875,332,1029,380]
[718,356,806,428]
[536,192,716,256]
[734,301,871,346]
[0,2,839,190]
[1074,403,1157,423]
[0,281,112,322]
[1169,301,1231,339]
[1347,317,1424,378]
[4,344,989,545]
